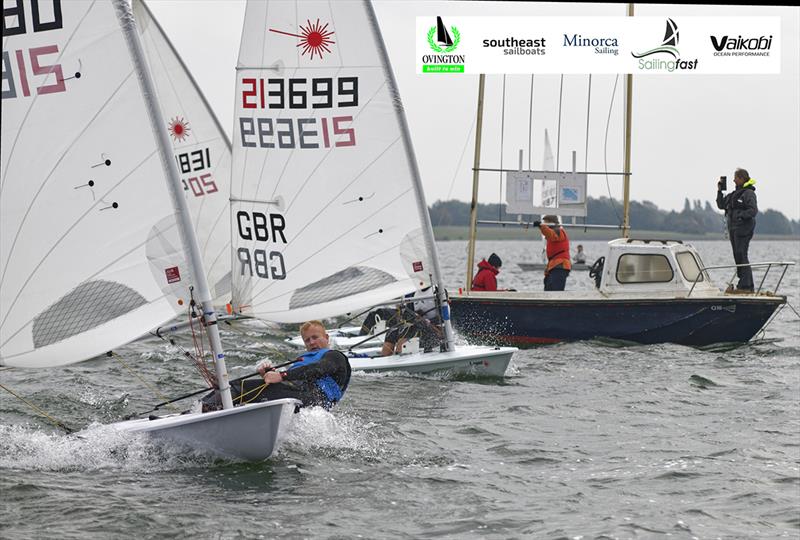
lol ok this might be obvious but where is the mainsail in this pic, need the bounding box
[133,0,233,307]
[231,0,431,323]
[0,0,197,368]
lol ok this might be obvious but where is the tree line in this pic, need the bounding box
[429,197,800,236]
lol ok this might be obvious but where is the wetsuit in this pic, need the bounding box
[202,349,351,411]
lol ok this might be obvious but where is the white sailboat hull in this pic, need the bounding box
[348,346,516,377]
[111,399,299,461]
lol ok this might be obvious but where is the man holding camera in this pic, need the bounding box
[716,168,758,292]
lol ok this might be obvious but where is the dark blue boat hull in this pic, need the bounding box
[450,295,785,347]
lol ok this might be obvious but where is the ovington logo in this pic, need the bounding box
[421,16,465,73]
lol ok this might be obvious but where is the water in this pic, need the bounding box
[2,240,799,539]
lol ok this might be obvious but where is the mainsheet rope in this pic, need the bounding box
[0,380,75,433]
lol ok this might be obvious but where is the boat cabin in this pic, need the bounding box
[592,239,717,296]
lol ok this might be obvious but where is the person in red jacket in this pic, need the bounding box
[471,253,503,291]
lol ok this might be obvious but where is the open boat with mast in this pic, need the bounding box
[1,0,296,460]
[230,0,516,376]
[450,63,790,347]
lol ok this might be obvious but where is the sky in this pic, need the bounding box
[144,1,800,220]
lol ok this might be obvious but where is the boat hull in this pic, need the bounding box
[450,295,785,347]
[111,399,299,461]
[348,345,516,377]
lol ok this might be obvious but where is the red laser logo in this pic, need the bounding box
[168,117,191,142]
[270,19,335,60]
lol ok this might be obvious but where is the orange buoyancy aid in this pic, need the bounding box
[541,225,572,273]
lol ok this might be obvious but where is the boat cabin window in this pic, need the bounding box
[615,254,674,284]
[676,251,704,283]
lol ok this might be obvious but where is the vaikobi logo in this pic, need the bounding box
[632,18,698,72]
[421,16,465,73]
[711,34,772,57]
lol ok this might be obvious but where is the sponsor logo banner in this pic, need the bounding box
[415,16,780,74]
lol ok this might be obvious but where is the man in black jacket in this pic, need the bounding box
[203,320,351,411]
[716,168,758,292]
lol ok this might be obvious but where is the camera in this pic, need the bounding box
[719,175,727,190]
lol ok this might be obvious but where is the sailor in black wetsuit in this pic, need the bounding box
[202,320,351,411]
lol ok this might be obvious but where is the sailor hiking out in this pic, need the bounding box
[202,320,351,411]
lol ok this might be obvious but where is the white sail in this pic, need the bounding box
[231,0,430,323]
[133,0,233,307]
[1,0,192,367]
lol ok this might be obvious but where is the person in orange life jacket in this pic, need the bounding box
[202,320,351,411]
[533,215,571,291]
[716,168,758,292]
[471,253,506,291]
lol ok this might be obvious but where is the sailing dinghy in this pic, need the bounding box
[231,0,517,377]
[1,0,296,460]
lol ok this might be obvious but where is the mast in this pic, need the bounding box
[114,0,233,409]
[466,74,486,291]
[622,3,634,238]
[365,1,455,351]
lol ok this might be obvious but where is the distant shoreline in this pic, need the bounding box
[433,226,800,242]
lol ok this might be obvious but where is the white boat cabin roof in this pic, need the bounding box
[595,238,717,295]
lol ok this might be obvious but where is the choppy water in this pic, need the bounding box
[2,239,799,539]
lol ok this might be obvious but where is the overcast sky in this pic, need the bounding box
[144,1,800,220]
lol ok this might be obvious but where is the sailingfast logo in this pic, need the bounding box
[421,16,465,73]
[710,34,772,57]
[632,18,698,72]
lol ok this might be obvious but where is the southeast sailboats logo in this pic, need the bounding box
[269,19,335,60]
[421,16,465,73]
[632,18,698,72]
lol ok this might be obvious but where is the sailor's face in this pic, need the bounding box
[301,325,330,351]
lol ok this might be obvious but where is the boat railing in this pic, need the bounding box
[688,261,796,297]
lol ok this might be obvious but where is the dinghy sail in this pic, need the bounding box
[232,0,516,376]
[133,0,233,308]
[1,0,296,460]
[232,0,434,324]
[1,0,197,368]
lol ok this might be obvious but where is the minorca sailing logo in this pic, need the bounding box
[632,19,698,72]
[421,16,465,73]
[563,34,618,56]
[710,34,772,57]
[427,16,460,53]
[269,19,335,60]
